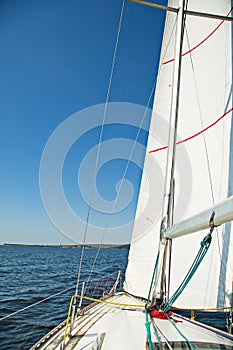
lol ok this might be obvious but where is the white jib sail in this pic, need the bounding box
[124,0,233,310]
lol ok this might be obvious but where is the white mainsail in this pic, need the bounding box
[30,2,233,349]
[124,0,233,310]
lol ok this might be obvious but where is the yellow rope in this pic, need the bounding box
[72,294,145,307]
[173,306,233,311]
[63,294,232,344]
[69,295,233,311]
[63,295,76,344]
[63,294,145,344]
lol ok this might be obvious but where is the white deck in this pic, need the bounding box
[31,292,233,350]
[72,293,146,350]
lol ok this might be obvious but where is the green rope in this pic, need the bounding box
[145,251,160,308]
[145,308,153,350]
[163,233,212,313]
[167,317,195,350]
[144,249,160,349]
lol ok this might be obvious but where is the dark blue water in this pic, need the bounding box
[0,245,230,349]
[0,245,129,349]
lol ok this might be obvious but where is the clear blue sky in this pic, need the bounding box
[0,0,166,245]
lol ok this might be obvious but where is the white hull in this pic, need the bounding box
[31,292,233,350]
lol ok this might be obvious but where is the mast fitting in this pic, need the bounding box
[209,211,216,232]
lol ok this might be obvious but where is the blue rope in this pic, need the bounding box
[163,233,212,313]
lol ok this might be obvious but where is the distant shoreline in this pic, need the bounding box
[3,243,130,249]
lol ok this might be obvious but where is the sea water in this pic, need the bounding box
[0,245,229,349]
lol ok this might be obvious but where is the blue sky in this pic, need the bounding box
[0,0,166,245]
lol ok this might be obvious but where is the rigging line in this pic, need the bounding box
[86,0,176,285]
[88,114,157,291]
[145,309,153,350]
[159,14,178,225]
[0,285,75,322]
[146,13,178,303]
[183,22,227,308]
[217,90,233,313]
[158,0,188,304]
[85,80,156,289]
[163,6,233,65]
[184,26,215,205]
[216,90,233,283]
[163,232,212,313]
[151,319,173,350]
[150,8,177,281]
[167,317,195,350]
[75,0,125,295]
[85,0,169,284]
[148,9,178,232]
[0,272,119,323]
[82,2,128,290]
[146,251,160,306]
[149,16,178,299]
[69,294,145,308]
[163,0,188,227]
[218,99,231,202]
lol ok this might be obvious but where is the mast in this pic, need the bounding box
[124,0,233,308]
[153,0,187,307]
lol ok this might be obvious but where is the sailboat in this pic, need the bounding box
[32,0,233,349]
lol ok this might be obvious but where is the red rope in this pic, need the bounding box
[163,7,233,65]
[150,309,180,323]
[149,108,233,154]
[150,309,172,319]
